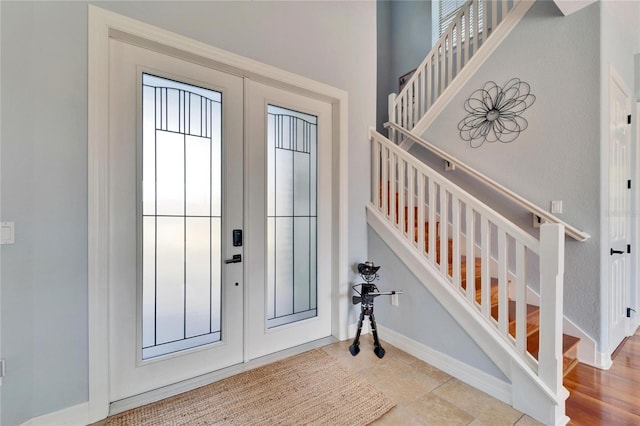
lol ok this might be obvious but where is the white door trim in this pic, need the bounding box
[88,6,349,423]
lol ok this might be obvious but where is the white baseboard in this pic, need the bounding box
[20,402,89,426]
[377,324,512,406]
[593,351,613,370]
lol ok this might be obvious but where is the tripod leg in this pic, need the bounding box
[369,311,385,358]
[349,309,365,356]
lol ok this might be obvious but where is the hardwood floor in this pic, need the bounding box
[564,328,640,425]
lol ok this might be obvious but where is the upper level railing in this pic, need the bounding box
[389,0,517,140]
[369,127,566,403]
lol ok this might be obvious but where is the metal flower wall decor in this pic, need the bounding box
[458,78,536,148]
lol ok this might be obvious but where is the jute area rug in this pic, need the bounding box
[106,348,395,425]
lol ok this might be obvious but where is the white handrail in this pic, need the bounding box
[384,122,590,242]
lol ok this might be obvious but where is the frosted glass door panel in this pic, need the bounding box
[141,73,223,359]
[267,105,318,329]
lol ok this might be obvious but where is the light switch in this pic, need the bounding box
[1,222,15,244]
[551,201,563,214]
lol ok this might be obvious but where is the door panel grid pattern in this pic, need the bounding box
[141,73,223,359]
[267,105,318,328]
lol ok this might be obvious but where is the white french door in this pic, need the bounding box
[245,81,333,360]
[108,39,244,401]
[107,40,333,403]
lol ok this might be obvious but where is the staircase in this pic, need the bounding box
[372,1,591,424]
[369,128,578,425]
[375,134,580,378]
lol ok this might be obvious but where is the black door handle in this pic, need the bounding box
[225,254,242,264]
[610,248,624,255]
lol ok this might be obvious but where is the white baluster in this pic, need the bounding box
[515,241,527,354]
[474,0,481,52]
[372,139,381,208]
[452,196,461,288]
[408,82,414,130]
[418,173,426,255]
[408,165,415,243]
[491,0,498,37]
[404,90,409,129]
[439,187,448,275]
[464,4,471,65]
[481,217,491,317]
[465,204,475,303]
[428,179,437,265]
[482,1,493,43]
[446,34,453,88]
[381,146,388,218]
[420,68,426,117]
[437,44,443,96]
[497,229,508,335]
[387,93,396,142]
[427,55,434,110]
[398,158,406,234]
[455,15,462,77]
[391,153,398,227]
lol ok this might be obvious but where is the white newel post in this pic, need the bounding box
[538,223,565,396]
[388,93,397,143]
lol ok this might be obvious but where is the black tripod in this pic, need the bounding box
[349,262,402,359]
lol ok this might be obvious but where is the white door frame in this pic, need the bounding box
[88,6,349,423]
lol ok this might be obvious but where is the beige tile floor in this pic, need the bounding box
[321,338,543,426]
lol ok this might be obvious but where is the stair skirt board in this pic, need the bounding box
[366,205,568,425]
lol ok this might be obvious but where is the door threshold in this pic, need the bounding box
[109,336,338,416]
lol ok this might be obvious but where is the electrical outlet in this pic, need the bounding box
[391,293,399,306]
[1,222,15,244]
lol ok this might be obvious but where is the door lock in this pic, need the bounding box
[233,229,243,247]
[225,254,242,264]
[610,248,624,255]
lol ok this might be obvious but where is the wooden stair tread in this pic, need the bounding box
[527,332,580,376]
[562,356,580,378]
[527,331,580,358]
[490,301,540,337]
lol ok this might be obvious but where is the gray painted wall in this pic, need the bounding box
[413,1,605,344]
[369,226,508,382]
[377,0,432,133]
[0,2,376,424]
